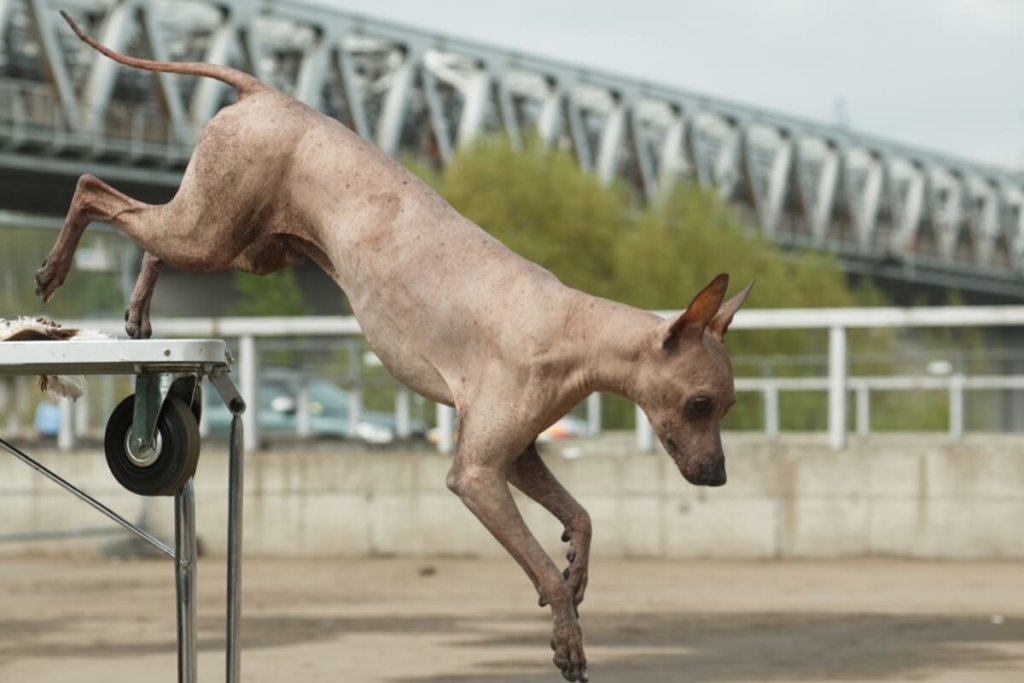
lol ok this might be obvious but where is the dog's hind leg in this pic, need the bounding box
[446,416,588,683]
[121,236,307,339]
[508,443,592,611]
[36,170,266,308]
[36,174,153,303]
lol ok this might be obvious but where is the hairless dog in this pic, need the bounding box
[37,12,753,682]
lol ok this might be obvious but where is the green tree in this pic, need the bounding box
[436,138,623,297]
[414,138,897,429]
[228,270,310,317]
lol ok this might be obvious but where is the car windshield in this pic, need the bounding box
[209,373,356,417]
[258,379,294,409]
[304,379,349,414]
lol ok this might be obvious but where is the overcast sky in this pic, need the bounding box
[317,0,1023,170]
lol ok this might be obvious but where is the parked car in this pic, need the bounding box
[202,369,426,445]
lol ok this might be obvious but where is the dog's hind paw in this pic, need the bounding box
[551,619,588,683]
[561,527,591,610]
[124,307,152,339]
[34,258,67,303]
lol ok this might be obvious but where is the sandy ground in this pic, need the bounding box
[0,556,1022,683]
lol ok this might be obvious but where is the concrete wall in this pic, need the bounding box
[2,434,1023,559]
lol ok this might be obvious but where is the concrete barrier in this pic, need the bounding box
[2,433,1023,559]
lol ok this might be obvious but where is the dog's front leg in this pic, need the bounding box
[447,427,587,682]
[508,443,592,611]
[124,252,162,339]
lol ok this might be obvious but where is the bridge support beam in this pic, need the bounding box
[895,164,926,254]
[630,107,657,203]
[812,149,839,242]
[596,101,625,184]
[375,48,418,157]
[929,169,966,261]
[139,5,191,144]
[565,93,593,172]
[713,122,742,200]
[656,109,687,200]
[332,39,371,140]
[536,80,563,147]
[294,29,330,109]
[746,131,793,238]
[81,0,135,134]
[496,77,523,149]
[190,10,248,127]
[852,153,886,251]
[27,0,80,129]
[456,70,490,148]
[970,179,1000,266]
[421,68,454,163]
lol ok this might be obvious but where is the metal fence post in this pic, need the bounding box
[855,385,870,436]
[238,335,259,449]
[949,373,965,439]
[436,403,454,454]
[100,375,114,431]
[635,404,655,453]
[828,325,848,450]
[763,385,779,438]
[586,393,602,437]
[13,377,27,438]
[395,389,410,439]
[57,397,74,451]
[2,378,17,437]
[198,403,209,437]
[346,340,362,439]
[74,391,90,437]
[295,378,311,438]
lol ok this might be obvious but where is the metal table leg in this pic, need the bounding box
[226,413,244,683]
[175,481,198,683]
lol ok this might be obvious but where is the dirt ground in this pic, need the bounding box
[0,556,1022,683]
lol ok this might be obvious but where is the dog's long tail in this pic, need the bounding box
[60,11,266,97]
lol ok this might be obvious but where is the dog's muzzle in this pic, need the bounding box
[665,439,728,487]
[692,459,727,487]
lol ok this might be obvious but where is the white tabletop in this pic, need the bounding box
[0,339,230,375]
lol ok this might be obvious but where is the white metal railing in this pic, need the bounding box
[718,305,1024,448]
[48,305,1024,452]
[734,374,1024,441]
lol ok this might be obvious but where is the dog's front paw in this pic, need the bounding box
[34,257,68,303]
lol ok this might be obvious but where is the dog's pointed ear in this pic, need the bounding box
[708,280,754,341]
[661,274,730,351]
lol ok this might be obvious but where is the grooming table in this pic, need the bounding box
[0,339,246,683]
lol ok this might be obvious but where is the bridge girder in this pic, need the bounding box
[1,0,1023,296]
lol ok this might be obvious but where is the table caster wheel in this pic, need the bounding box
[104,394,200,496]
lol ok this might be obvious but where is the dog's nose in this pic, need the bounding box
[700,459,727,487]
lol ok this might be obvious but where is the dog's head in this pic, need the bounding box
[633,274,753,487]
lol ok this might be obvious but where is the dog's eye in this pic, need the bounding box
[689,397,713,415]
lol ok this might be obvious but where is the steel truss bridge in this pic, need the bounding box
[2,0,1024,297]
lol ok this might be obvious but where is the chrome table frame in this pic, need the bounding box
[0,339,246,683]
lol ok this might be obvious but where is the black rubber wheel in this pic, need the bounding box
[104,394,201,496]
